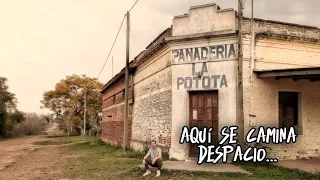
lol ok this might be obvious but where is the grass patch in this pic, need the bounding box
[0,136,5,141]
[33,135,96,145]
[70,139,145,159]
[52,137,320,180]
[33,140,72,145]
[46,134,69,138]
[46,134,80,138]
[0,136,22,142]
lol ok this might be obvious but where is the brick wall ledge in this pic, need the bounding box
[165,31,237,43]
[255,32,320,43]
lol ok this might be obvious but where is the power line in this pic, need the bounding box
[97,0,140,80]
[129,0,139,12]
[97,14,126,79]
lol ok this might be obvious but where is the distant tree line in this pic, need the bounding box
[0,77,50,137]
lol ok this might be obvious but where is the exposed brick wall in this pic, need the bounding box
[101,48,172,151]
[101,77,133,147]
[100,117,133,146]
[131,49,172,152]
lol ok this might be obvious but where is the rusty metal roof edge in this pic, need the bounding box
[134,41,169,68]
[254,32,320,43]
[133,50,145,60]
[101,28,172,93]
[254,67,320,73]
[101,68,125,93]
[145,28,172,49]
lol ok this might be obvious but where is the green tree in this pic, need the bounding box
[8,111,25,124]
[5,110,26,134]
[0,100,6,136]
[41,74,103,134]
[0,77,18,136]
[0,77,17,111]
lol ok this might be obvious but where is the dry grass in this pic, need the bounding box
[49,137,320,180]
[2,136,320,180]
[33,136,94,145]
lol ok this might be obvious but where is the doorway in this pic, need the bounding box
[189,91,219,157]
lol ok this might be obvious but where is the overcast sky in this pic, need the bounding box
[1,0,318,114]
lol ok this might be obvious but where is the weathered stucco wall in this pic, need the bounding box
[255,39,320,70]
[101,3,320,161]
[172,3,236,36]
[242,18,320,70]
[170,38,238,160]
[169,3,238,160]
[242,21,320,159]
[131,47,172,152]
[243,76,320,160]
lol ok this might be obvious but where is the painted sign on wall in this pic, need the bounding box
[176,62,229,90]
[172,44,237,63]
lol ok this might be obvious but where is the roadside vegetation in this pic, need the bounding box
[0,77,51,138]
[0,74,103,140]
[39,136,320,180]
[8,113,50,136]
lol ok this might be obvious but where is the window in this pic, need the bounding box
[278,91,302,134]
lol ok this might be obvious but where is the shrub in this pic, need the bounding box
[10,113,48,136]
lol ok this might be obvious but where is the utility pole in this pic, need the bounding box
[237,0,245,148]
[83,88,87,135]
[250,0,255,81]
[124,11,130,150]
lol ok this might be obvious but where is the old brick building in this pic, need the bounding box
[101,3,320,160]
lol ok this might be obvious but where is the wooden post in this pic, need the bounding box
[83,89,87,135]
[67,116,70,137]
[124,11,130,150]
[237,0,245,148]
[250,0,255,81]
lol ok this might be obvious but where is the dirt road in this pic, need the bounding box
[0,135,95,180]
[0,136,66,180]
[0,136,48,171]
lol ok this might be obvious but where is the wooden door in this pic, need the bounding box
[189,91,219,157]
